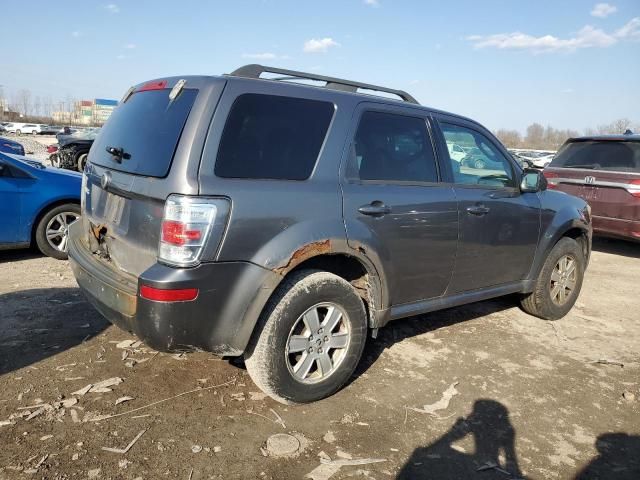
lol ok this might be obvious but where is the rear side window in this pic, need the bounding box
[350,111,438,182]
[551,141,640,172]
[215,94,334,180]
[91,88,198,177]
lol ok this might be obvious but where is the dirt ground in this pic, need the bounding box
[1,239,638,480]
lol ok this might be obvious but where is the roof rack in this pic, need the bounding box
[229,64,419,105]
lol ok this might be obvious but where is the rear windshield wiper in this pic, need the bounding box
[106,146,131,163]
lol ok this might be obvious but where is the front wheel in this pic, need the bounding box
[34,204,81,260]
[76,152,88,172]
[474,158,486,169]
[520,237,585,320]
[244,270,368,404]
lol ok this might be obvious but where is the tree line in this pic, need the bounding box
[494,118,638,151]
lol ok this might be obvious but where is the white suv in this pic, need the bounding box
[17,124,43,135]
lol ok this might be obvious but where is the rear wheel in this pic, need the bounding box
[34,204,81,260]
[16,129,22,136]
[520,237,585,320]
[244,270,368,404]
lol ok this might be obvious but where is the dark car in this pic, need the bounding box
[68,65,592,404]
[0,137,25,156]
[462,147,505,170]
[544,134,640,241]
[0,152,81,259]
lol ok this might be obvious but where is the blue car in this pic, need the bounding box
[0,152,81,259]
[0,137,25,156]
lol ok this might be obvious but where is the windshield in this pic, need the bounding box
[550,140,640,172]
[91,88,198,177]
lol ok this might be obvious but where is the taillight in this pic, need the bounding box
[158,195,230,267]
[543,171,559,189]
[628,179,640,199]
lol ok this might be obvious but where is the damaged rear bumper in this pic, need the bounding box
[68,222,279,356]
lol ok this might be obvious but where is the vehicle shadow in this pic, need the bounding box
[591,237,640,259]
[397,399,526,479]
[0,287,109,376]
[353,296,516,381]
[0,247,43,263]
[574,433,640,479]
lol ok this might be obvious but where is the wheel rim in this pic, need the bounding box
[474,159,485,169]
[45,212,79,252]
[285,302,351,384]
[78,153,88,172]
[550,254,577,306]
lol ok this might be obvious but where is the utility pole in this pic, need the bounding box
[0,85,5,121]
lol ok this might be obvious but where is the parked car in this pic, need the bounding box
[544,134,640,241]
[51,130,100,172]
[461,147,505,170]
[516,150,556,169]
[447,142,467,162]
[17,124,44,135]
[0,137,25,156]
[39,125,61,135]
[0,122,9,133]
[2,123,25,134]
[0,152,81,259]
[68,65,592,404]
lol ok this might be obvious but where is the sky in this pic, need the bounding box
[1,0,639,133]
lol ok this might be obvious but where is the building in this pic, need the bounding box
[52,98,118,126]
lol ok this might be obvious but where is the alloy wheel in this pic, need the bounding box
[45,212,79,252]
[285,303,351,384]
[550,254,577,305]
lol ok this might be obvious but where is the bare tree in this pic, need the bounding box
[17,89,32,116]
[524,123,545,149]
[494,129,522,148]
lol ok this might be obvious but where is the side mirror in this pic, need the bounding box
[520,169,546,193]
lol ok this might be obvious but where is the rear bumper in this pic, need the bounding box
[68,222,280,355]
[593,215,640,242]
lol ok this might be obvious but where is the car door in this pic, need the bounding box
[0,159,20,244]
[341,104,458,306]
[433,116,541,293]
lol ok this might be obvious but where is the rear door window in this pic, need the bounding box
[551,141,640,172]
[215,94,334,180]
[91,88,198,177]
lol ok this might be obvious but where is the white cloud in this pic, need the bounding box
[242,52,278,60]
[364,0,380,7]
[71,31,81,38]
[104,4,119,13]
[303,38,340,53]
[615,17,640,38]
[591,3,617,18]
[467,17,639,53]
[124,43,136,49]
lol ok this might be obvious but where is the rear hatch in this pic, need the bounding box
[79,77,225,277]
[544,138,640,220]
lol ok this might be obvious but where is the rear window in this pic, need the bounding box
[215,94,334,180]
[550,140,640,172]
[91,88,197,177]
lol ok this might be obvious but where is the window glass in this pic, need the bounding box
[91,88,198,177]
[440,123,515,187]
[215,94,334,180]
[352,111,437,182]
[550,141,640,173]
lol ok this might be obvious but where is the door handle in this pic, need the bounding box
[466,205,490,216]
[358,201,392,217]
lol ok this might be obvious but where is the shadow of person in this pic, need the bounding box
[574,433,640,479]
[397,399,524,479]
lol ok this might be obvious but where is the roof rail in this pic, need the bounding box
[229,64,419,105]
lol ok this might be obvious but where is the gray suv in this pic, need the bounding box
[68,65,592,404]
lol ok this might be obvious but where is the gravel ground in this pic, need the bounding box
[0,239,639,479]
[1,134,57,163]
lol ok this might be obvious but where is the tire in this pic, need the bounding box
[16,129,21,136]
[474,158,486,169]
[32,130,38,135]
[34,203,81,260]
[520,237,585,320]
[76,152,88,172]
[244,269,368,404]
